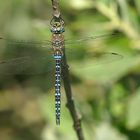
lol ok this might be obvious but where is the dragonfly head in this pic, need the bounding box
[50,21,65,34]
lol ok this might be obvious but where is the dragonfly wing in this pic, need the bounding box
[0,55,56,75]
[0,55,56,91]
[63,32,123,69]
[64,47,123,70]
[0,36,52,47]
[0,35,57,75]
[64,33,121,47]
[0,42,56,75]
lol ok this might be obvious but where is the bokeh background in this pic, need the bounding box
[0,0,140,140]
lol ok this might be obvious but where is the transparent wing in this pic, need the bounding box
[0,44,55,75]
[0,32,122,48]
[0,32,123,75]
[0,56,55,75]
[0,45,122,75]
[0,49,122,77]
[0,36,52,47]
[67,52,122,70]
[64,32,122,47]
[64,45,123,70]
[0,37,57,90]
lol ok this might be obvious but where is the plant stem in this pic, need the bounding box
[62,49,85,140]
[51,0,61,18]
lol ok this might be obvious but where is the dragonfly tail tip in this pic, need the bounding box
[56,118,60,125]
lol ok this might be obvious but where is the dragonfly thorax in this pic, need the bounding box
[52,40,64,47]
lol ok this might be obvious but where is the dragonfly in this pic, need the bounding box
[0,17,122,125]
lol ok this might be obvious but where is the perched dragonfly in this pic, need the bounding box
[0,17,122,125]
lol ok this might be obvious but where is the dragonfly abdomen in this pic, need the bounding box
[54,54,62,125]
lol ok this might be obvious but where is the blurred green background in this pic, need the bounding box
[0,0,140,140]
